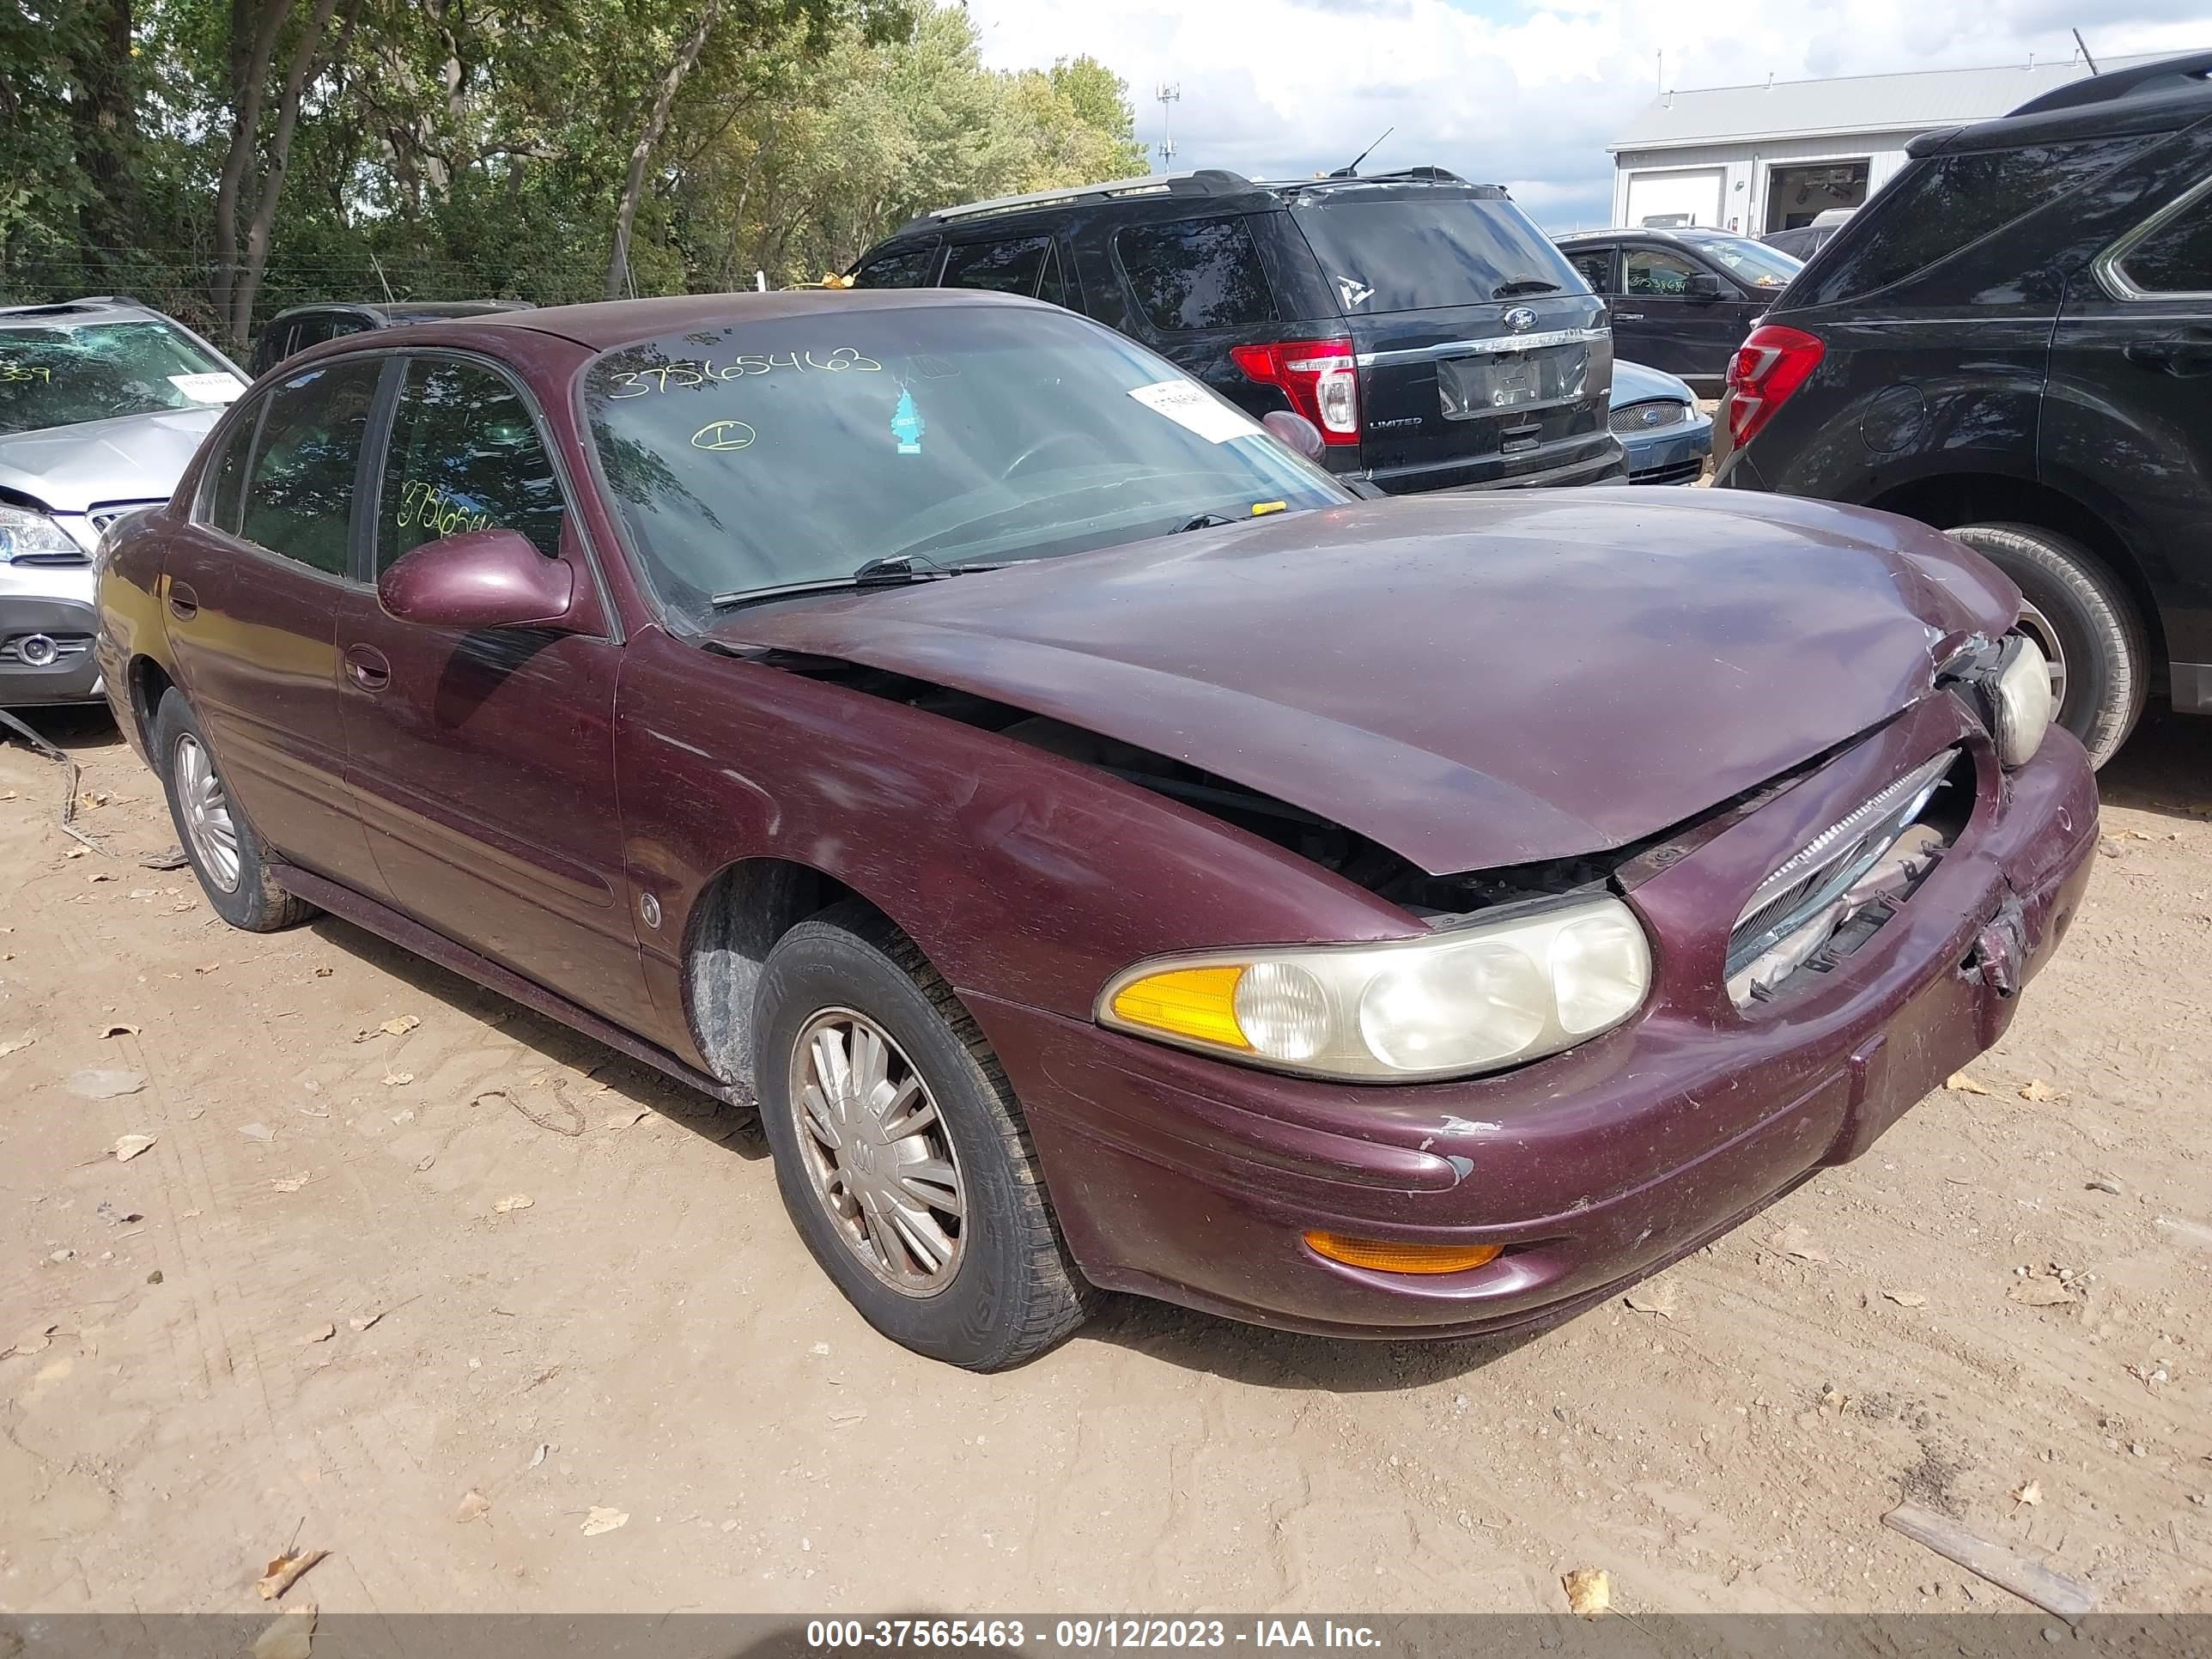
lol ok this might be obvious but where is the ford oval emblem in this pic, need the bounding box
[1504,306,1537,332]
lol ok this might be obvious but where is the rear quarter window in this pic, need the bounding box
[2111,181,2212,295]
[851,246,939,289]
[1792,137,2148,307]
[1114,216,1278,332]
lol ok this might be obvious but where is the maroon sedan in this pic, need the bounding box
[94,290,2096,1370]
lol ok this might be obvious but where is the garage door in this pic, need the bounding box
[1625,168,1724,229]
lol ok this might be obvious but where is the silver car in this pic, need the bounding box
[1,296,246,707]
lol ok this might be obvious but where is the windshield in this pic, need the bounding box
[1290,191,1585,312]
[584,302,1346,627]
[0,319,243,434]
[1678,234,1803,288]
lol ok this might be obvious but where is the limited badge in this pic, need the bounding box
[890,388,925,455]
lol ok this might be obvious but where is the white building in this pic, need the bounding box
[1607,52,2173,235]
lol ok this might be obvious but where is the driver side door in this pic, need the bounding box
[336,352,653,1028]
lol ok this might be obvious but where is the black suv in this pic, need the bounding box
[248,300,534,376]
[1553,227,1801,391]
[1717,52,2212,768]
[847,168,1626,495]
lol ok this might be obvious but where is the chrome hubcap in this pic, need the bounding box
[2014,600,2070,714]
[173,733,241,892]
[789,1010,964,1297]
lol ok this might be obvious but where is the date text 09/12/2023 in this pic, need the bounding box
[803,1620,1385,1650]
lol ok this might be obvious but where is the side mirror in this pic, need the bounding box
[1683,272,1727,303]
[378,528,576,630]
[1261,408,1326,461]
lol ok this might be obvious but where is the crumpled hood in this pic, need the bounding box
[0,406,222,515]
[710,490,2021,876]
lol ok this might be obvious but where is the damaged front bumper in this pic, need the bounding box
[967,696,2098,1338]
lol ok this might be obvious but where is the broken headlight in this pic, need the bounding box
[1992,633,2056,769]
[1097,897,1651,1082]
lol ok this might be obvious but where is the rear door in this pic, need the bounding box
[1615,242,1746,384]
[2046,153,2212,708]
[161,360,386,892]
[1285,187,1617,491]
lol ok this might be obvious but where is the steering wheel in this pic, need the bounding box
[1000,430,1093,481]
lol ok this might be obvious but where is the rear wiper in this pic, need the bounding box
[708,554,995,614]
[1492,278,1560,298]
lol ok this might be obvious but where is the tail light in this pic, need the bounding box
[1230,338,1360,446]
[1725,324,1824,450]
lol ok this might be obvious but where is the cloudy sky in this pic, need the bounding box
[963,0,2209,230]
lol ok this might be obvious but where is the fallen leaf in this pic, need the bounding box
[348,1310,386,1333]
[2013,1480,2043,1507]
[271,1172,311,1193]
[100,1023,139,1039]
[580,1505,629,1536]
[112,1133,158,1162]
[2008,1277,2076,1308]
[1946,1072,1996,1097]
[1624,1282,1677,1318]
[64,845,88,859]
[0,1036,33,1058]
[356,1015,421,1041]
[2,1323,58,1359]
[1885,1290,1929,1308]
[453,1489,492,1523]
[493,1194,534,1214]
[527,1443,550,1469]
[239,1121,275,1143]
[311,965,332,978]
[380,1072,414,1087]
[1562,1566,1611,1618]
[602,1108,651,1131]
[2019,1079,2063,1103]
[251,1604,316,1659]
[137,846,191,871]
[88,872,115,883]
[257,1547,328,1600]
[193,962,221,975]
[68,1067,146,1100]
[1769,1223,1829,1263]
[300,1322,335,1345]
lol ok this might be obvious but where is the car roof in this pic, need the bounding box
[0,295,177,329]
[880,166,1495,241]
[366,286,1054,354]
[1555,226,1759,244]
[268,299,533,325]
[1911,49,2212,158]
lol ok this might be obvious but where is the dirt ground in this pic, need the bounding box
[3,703,2209,1619]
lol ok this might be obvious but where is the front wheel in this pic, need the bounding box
[152,690,315,933]
[1947,522,2147,769]
[752,903,1094,1370]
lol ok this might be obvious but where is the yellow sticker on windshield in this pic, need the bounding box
[1251,501,1287,516]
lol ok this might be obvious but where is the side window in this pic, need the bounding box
[378,357,566,571]
[238,359,381,574]
[1115,216,1278,332]
[942,236,1054,295]
[2114,187,2212,295]
[1570,249,1614,295]
[1625,247,1700,296]
[288,313,340,351]
[1037,242,1073,309]
[850,246,938,289]
[199,399,264,536]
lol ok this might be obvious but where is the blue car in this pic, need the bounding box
[1610,361,1711,485]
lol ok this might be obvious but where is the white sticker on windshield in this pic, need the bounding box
[1337,276,1375,309]
[1127,380,1264,445]
[168,372,246,404]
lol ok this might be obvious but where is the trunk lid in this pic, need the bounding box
[707,491,2020,877]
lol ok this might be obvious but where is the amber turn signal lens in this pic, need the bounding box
[1304,1232,1504,1275]
[1107,964,1253,1051]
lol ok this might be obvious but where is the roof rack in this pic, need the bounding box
[0,295,144,317]
[2007,49,2212,117]
[897,170,1258,234]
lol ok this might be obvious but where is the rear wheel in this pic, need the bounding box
[752,902,1094,1370]
[1948,522,2146,769]
[152,690,315,933]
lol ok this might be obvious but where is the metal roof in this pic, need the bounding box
[1611,52,2179,153]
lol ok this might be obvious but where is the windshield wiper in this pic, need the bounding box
[1173,513,1239,533]
[708,554,997,614]
[1492,278,1561,298]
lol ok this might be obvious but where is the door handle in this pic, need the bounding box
[1613,312,1644,320]
[2125,338,2212,375]
[167,580,198,621]
[344,642,391,690]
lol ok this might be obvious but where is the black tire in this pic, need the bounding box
[151,690,316,933]
[1948,523,2146,769]
[752,902,1095,1370]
